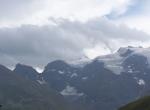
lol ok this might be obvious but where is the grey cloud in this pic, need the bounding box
[0,18,149,67]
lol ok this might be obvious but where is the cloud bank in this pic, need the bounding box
[0,0,135,27]
[0,18,149,67]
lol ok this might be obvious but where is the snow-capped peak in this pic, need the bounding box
[117,46,143,56]
[95,46,150,75]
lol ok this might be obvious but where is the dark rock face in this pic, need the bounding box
[122,54,148,72]
[0,65,72,110]
[14,63,38,81]
[40,60,139,109]
[118,47,134,57]
[43,60,79,91]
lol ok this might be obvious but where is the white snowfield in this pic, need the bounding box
[60,85,84,96]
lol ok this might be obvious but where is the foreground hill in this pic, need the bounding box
[119,96,150,110]
[0,65,71,110]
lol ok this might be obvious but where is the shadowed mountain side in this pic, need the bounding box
[0,64,73,110]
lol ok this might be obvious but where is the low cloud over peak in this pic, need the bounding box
[0,18,149,68]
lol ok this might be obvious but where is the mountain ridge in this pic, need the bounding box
[5,46,150,110]
[0,64,73,110]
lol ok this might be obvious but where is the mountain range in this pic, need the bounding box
[1,46,150,110]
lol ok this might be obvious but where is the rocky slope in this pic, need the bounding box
[0,65,72,110]
[13,46,150,110]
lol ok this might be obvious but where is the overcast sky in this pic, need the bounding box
[0,0,150,69]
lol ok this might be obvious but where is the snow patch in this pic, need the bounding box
[60,85,84,96]
[138,79,145,86]
[134,77,145,86]
[82,77,88,80]
[37,77,46,85]
[70,73,78,78]
[58,70,65,75]
[128,68,133,73]
[97,53,123,75]
[35,67,44,73]
[127,66,131,68]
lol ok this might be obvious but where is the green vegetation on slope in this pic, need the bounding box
[119,96,150,110]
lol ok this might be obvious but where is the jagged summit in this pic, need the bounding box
[44,60,70,72]
[117,46,143,57]
[15,63,35,69]
[14,63,38,80]
[0,64,71,110]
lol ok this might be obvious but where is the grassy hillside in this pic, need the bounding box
[119,96,150,110]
